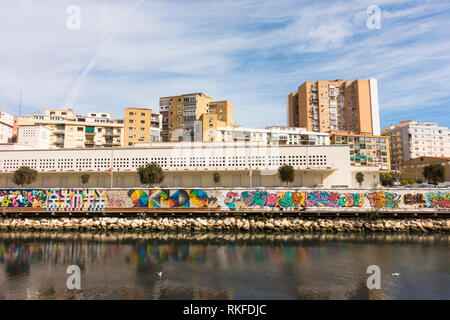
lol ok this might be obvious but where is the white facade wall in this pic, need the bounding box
[383,121,450,161]
[216,126,330,145]
[0,143,358,188]
[17,126,51,149]
[0,123,12,144]
[369,79,381,136]
[0,109,14,143]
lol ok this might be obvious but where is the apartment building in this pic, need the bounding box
[382,120,450,170]
[207,100,234,125]
[124,107,161,146]
[0,109,14,143]
[288,79,380,135]
[159,93,234,142]
[200,100,235,142]
[18,109,124,149]
[330,132,390,170]
[159,93,212,142]
[207,125,330,145]
[265,126,330,146]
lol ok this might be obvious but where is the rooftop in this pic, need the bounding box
[160,92,213,100]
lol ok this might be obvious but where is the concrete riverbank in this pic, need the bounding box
[0,217,448,233]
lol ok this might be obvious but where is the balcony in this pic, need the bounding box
[104,141,121,146]
[103,131,120,137]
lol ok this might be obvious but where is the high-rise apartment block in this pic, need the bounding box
[288,79,380,135]
[330,132,390,170]
[124,107,161,146]
[18,109,124,149]
[382,120,450,170]
[159,93,234,142]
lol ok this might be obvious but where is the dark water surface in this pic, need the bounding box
[0,231,448,300]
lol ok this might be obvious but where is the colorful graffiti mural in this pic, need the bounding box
[129,189,210,208]
[403,193,427,205]
[426,192,450,208]
[0,189,47,207]
[366,192,400,208]
[0,189,448,211]
[226,191,365,209]
[224,190,448,210]
[46,189,107,211]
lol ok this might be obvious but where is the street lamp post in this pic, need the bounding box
[110,149,114,188]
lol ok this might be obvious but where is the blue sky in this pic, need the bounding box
[0,0,449,129]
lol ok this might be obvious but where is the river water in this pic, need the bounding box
[0,231,448,300]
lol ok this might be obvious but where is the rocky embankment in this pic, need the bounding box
[0,217,448,233]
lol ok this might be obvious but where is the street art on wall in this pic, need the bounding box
[46,189,107,211]
[426,192,450,208]
[224,190,447,210]
[0,189,47,207]
[128,189,211,208]
[0,189,448,211]
[403,193,427,205]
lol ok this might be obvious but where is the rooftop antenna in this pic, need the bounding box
[19,90,22,116]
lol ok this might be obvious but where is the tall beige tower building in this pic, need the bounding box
[159,93,212,142]
[159,93,234,142]
[288,79,381,135]
[124,107,162,147]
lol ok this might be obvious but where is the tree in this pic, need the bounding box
[278,165,295,187]
[355,172,364,188]
[213,172,221,186]
[138,162,165,187]
[13,166,38,186]
[379,173,394,187]
[80,173,90,185]
[401,178,414,186]
[423,163,446,185]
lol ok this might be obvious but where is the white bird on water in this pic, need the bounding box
[392,272,400,276]
[157,272,162,278]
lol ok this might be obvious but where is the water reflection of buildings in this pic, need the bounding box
[0,233,448,300]
[0,241,108,270]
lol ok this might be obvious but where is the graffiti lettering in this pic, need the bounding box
[0,189,448,211]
